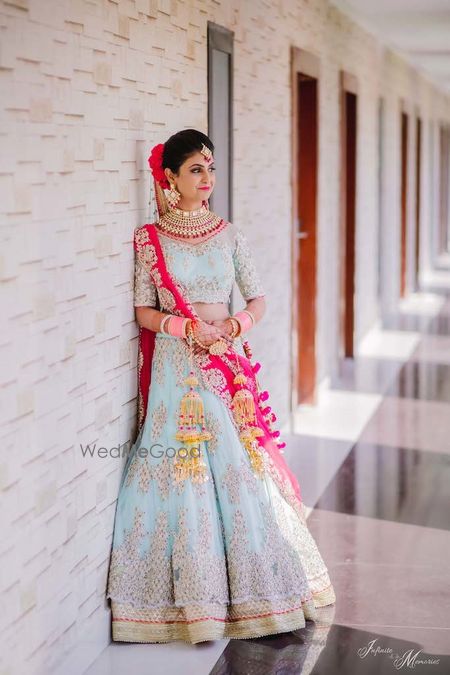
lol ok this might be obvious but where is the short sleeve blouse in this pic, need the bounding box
[133,221,265,309]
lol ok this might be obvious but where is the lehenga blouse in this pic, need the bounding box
[133,221,266,308]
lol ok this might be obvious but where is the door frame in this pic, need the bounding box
[414,110,422,290]
[290,47,320,414]
[439,122,450,254]
[207,21,235,314]
[207,21,234,223]
[338,71,358,360]
[399,100,409,298]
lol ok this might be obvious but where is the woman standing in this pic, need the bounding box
[106,129,336,643]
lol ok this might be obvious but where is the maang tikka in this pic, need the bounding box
[200,143,212,162]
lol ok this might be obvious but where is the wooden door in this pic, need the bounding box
[414,116,422,289]
[439,124,450,253]
[291,48,319,407]
[339,72,358,359]
[400,109,408,298]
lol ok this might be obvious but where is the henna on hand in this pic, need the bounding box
[188,319,234,355]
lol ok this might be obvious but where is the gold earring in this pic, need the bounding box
[167,182,181,208]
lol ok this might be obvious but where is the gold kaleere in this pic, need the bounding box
[208,338,229,355]
[231,348,266,477]
[174,331,211,483]
[239,426,266,477]
[232,369,257,426]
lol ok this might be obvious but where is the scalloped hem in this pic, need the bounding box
[110,587,336,644]
[312,583,336,607]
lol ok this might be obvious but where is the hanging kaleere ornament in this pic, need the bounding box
[231,349,266,477]
[174,321,212,483]
[240,338,287,454]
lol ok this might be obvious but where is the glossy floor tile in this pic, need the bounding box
[330,355,405,396]
[305,508,450,568]
[411,334,450,366]
[398,292,446,316]
[314,442,450,529]
[327,562,449,629]
[210,624,450,674]
[281,433,352,507]
[382,310,450,336]
[357,327,421,362]
[386,361,450,402]
[425,314,450,336]
[381,292,448,335]
[292,389,382,441]
[360,397,449,455]
[86,639,227,675]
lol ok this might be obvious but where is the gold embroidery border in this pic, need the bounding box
[110,588,336,644]
[112,605,311,644]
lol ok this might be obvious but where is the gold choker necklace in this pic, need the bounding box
[157,205,225,239]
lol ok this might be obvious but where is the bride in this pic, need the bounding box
[105,128,336,643]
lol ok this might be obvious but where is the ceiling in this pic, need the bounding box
[329,0,450,94]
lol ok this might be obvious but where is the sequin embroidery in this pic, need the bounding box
[133,222,266,310]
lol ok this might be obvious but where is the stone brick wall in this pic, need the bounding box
[1,0,449,672]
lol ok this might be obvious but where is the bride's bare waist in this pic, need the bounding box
[192,302,230,321]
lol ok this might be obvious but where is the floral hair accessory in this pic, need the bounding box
[148,143,170,189]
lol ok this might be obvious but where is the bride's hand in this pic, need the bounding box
[206,319,234,336]
[188,320,233,355]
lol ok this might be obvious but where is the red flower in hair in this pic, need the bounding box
[148,143,169,189]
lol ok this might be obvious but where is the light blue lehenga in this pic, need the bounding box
[105,221,336,643]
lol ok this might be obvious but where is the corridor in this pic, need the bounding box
[86,269,450,674]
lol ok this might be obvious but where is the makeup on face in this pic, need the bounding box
[191,162,214,189]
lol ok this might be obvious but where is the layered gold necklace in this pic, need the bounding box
[157,205,225,240]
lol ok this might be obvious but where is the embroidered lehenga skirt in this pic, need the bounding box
[106,332,336,643]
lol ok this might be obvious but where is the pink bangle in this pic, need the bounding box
[233,311,253,334]
[159,314,171,334]
[241,309,255,326]
[166,316,190,338]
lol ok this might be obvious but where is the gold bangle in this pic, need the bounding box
[186,321,229,355]
[232,315,243,335]
[186,320,209,349]
[227,317,240,337]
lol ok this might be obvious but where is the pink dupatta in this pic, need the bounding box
[134,223,304,513]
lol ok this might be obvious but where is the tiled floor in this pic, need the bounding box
[86,284,450,674]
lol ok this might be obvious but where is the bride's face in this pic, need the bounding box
[165,150,216,202]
